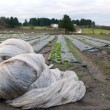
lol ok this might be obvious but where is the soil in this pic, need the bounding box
[0,28,64,35]
[0,32,110,110]
[84,47,110,81]
[38,38,110,110]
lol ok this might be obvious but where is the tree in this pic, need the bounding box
[0,17,11,28]
[14,17,20,26]
[0,18,6,29]
[8,17,21,28]
[50,18,59,24]
[72,19,95,27]
[59,15,75,34]
[39,18,50,26]
[72,19,80,25]
[28,18,59,26]
[58,20,63,28]
[9,17,16,28]
[23,19,29,26]
[29,18,38,26]
[92,21,95,27]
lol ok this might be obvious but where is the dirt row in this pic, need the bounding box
[0,35,110,110]
[39,37,110,110]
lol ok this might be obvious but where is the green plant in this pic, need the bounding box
[64,58,69,62]
[57,58,61,61]
[49,42,62,63]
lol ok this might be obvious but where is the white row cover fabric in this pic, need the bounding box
[0,38,34,61]
[0,39,86,109]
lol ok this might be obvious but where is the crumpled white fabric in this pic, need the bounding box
[0,39,86,109]
[0,38,34,61]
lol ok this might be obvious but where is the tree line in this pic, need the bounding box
[23,17,95,28]
[0,16,95,29]
[0,17,21,29]
[72,19,95,27]
[23,18,59,26]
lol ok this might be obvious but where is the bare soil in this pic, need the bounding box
[0,32,110,110]
[38,38,110,110]
[84,47,110,80]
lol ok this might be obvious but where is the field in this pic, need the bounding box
[82,28,110,35]
[0,29,110,110]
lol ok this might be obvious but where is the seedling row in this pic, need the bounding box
[49,36,77,63]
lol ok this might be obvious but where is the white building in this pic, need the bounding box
[51,24,58,28]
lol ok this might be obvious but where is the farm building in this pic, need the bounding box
[51,24,58,28]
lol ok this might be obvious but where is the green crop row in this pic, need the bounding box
[50,43,62,63]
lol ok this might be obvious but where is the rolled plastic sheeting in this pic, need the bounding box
[75,36,106,47]
[80,35,110,46]
[0,38,34,61]
[33,36,55,52]
[28,36,48,46]
[66,36,99,52]
[0,53,86,109]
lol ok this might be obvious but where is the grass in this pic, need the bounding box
[89,35,110,41]
[81,28,110,41]
[82,28,110,35]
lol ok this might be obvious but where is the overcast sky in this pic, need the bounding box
[0,0,110,25]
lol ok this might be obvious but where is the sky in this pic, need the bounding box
[0,0,110,26]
